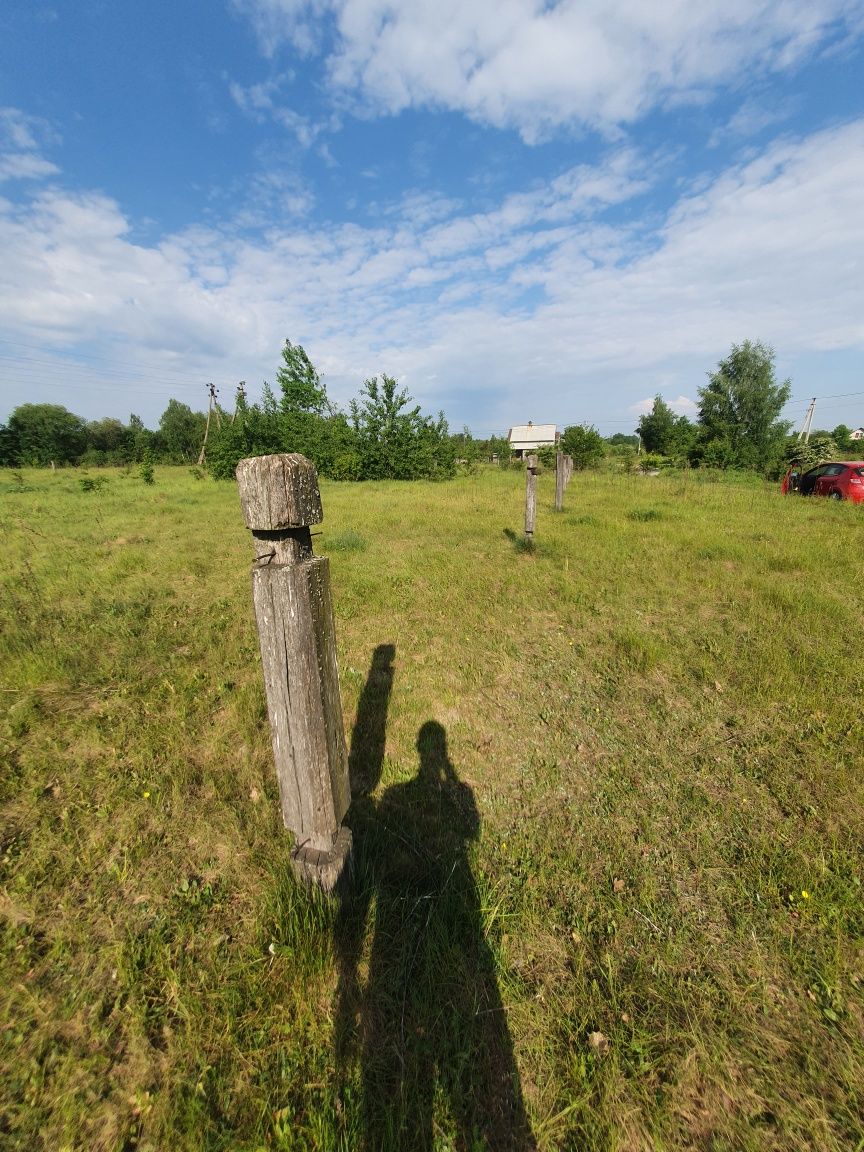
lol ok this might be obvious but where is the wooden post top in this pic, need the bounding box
[236,454,323,530]
[526,454,539,472]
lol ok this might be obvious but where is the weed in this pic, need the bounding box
[79,475,109,492]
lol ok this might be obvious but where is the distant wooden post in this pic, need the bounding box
[524,454,539,538]
[555,451,565,511]
[565,455,573,487]
[236,453,351,892]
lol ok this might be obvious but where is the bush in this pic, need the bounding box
[139,452,155,485]
[560,424,604,470]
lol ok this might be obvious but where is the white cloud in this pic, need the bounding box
[1,120,863,429]
[708,95,796,147]
[229,74,329,147]
[0,107,60,183]
[232,0,864,137]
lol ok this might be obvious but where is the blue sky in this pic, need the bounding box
[1,0,863,437]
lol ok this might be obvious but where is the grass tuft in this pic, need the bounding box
[326,529,368,552]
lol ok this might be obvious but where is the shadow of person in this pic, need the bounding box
[348,643,395,799]
[338,717,536,1151]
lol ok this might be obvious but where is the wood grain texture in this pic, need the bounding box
[555,451,565,511]
[236,454,323,530]
[524,454,538,537]
[251,556,348,849]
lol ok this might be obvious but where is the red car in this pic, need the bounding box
[782,460,864,503]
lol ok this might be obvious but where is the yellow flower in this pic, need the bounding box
[801,890,810,899]
[143,791,150,799]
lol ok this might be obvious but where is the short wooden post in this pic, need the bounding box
[555,451,565,511]
[236,453,351,892]
[524,454,539,538]
[565,455,573,487]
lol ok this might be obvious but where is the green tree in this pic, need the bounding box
[0,423,17,467]
[695,341,791,471]
[349,375,454,480]
[271,340,337,466]
[450,426,478,471]
[207,388,285,481]
[781,432,837,474]
[158,400,207,462]
[85,417,133,465]
[831,424,853,455]
[637,397,696,458]
[560,424,605,470]
[6,404,88,466]
[607,433,639,448]
[128,414,156,462]
[276,340,330,416]
[637,396,676,454]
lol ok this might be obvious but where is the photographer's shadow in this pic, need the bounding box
[336,646,535,1150]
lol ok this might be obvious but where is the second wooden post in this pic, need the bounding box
[524,454,539,538]
[236,453,351,892]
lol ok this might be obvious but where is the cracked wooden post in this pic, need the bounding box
[555,451,565,511]
[524,454,539,538]
[236,453,351,893]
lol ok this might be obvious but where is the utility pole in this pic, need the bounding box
[797,398,816,444]
[197,383,220,466]
[232,381,247,424]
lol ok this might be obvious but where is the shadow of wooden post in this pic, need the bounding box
[236,453,351,892]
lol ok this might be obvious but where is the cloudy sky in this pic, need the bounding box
[1,0,863,436]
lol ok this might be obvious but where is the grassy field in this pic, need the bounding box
[1,462,863,1151]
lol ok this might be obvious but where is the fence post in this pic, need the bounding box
[524,454,539,538]
[555,451,565,511]
[236,453,352,892]
[565,455,573,487]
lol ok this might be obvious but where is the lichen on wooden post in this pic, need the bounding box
[524,454,539,538]
[236,453,351,892]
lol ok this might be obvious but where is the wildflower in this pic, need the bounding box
[143,790,150,799]
[801,890,810,900]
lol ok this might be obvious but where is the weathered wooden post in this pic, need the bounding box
[555,451,565,511]
[565,455,573,486]
[524,454,539,538]
[236,453,352,892]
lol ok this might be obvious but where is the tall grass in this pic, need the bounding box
[1,464,863,1150]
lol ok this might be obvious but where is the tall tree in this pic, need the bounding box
[6,404,88,466]
[87,417,133,463]
[158,399,207,462]
[696,340,791,471]
[637,396,677,454]
[560,424,605,470]
[349,375,454,480]
[276,340,330,416]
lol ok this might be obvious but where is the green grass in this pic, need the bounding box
[1,464,863,1150]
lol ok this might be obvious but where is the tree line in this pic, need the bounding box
[1,338,836,480]
[636,340,856,474]
[0,341,458,482]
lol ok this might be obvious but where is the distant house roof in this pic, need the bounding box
[508,423,558,449]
